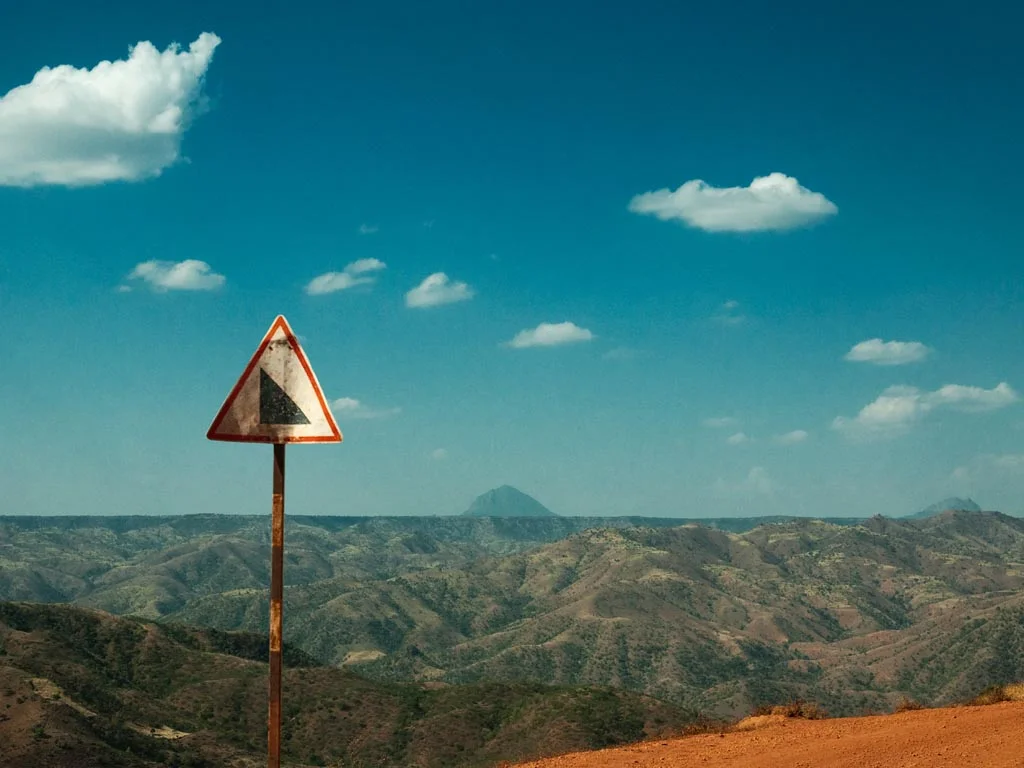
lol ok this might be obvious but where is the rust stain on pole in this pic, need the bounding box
[268,443,285,768]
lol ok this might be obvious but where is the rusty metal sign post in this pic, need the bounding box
[207,316,342,767]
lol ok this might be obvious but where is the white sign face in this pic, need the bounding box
[207,316,342,444]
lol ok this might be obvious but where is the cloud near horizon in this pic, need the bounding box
[845,338,931,365]
[405,272,474,308]
[506,321,594,348]
[0,33,221,187]
[306,258,386,295]
[833,382,1019,440]
[330,397,401,420]
[123,259,225,291]
[628,172,837,233]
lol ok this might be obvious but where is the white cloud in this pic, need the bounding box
[506,321,594,349]
[430,448,448,461]
[628,172,837,233]
[345,258,386,275]
[330,397,400,420]
[306,259,386,296]
[833,382,1019,440]
[0,33,220,187]
[775,430,809,445]
[713,299,746,326]
[358,224,378,235]
[703,417,739,429]
[928,382,1018,412]
[726,432,753,446]
[125,259,224,291]
[405,272,474,308]
[714,466,779,497]
[845,338,931,365]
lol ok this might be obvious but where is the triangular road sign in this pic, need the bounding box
[207,316,342,444]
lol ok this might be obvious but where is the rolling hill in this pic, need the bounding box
[0,602,696,768]
[3,510,1024,719]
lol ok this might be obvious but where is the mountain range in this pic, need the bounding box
[2,505,1023,720]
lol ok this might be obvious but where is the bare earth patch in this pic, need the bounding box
[513,702,1024,768]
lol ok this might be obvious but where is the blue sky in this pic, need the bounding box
[1,1,1022,518]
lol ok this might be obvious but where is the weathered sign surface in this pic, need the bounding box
[207,315,342,443]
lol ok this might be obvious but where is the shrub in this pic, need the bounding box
[967,686,1010,706]
[894,697,925,713]
[752,701,828,720]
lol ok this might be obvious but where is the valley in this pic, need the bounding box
[3,506,1023,720]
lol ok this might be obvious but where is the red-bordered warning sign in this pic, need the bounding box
[207,316,342,444]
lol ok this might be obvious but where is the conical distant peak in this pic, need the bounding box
[463,485,557,517]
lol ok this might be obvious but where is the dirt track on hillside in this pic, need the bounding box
[514,703,1024,768]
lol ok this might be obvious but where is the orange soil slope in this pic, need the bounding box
[515,702,1024,768]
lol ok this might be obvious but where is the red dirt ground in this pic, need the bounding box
[514,702,1024,768]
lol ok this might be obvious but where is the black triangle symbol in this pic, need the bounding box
[259,368,311,425]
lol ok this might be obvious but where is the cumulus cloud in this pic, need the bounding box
[845,338,931,365]
[306,259,386,295]
[726,432,753,446]
[628,172,837,233]
[775,430,809,445]
[506,321,594,349]
[0,33,220,187]
[928,382,1018,412]
[703,417,739,429]
[430,448,448,461]
[330,397,400,420]
[405,272,474,308]
[124,259,225,291]
[833,382,1019,440]
[358,224,378,235]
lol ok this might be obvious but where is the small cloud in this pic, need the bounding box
[430,448,448,461]
[833,382,1019,440]
[115,285,133,293]
[927,382,1018,412]
[405,272,474,308]
[845,338,931,365]
[714,466,779,497]
[423,219,435,228]
[774,430,809,445]
[358,224,379,235]
[703,417,739,429]
[330,397,400,420]
[726,431,753,446]
[488,253,499,261]
[125,259,225,291]
[306,258,387,296]
[602,346,641,361]
[506,321,594,349]
[713,299,746,326]
[0,33,221,187]
[628,172,837,233]
[346,258,386,275]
